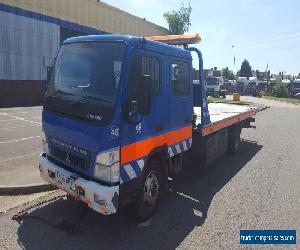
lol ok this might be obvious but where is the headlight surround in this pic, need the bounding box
[94,147,120,184]
[42,130,49,154]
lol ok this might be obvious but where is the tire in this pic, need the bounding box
[134,160,163,221]
[227,125,241,155]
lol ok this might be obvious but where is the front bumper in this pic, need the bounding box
[38,154,119,215]
[293,91,300,98]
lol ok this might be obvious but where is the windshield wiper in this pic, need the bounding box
[71,82,91,89]
[49,89,74,98]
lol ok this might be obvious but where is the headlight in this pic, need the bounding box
[94,147,120,184]
[42,130,49,154]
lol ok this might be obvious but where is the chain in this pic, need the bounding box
[12,193,87,236]
[12,194,65,221]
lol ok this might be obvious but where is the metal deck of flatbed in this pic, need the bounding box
[194,103,257,136]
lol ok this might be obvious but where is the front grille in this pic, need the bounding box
[51,146,89,170]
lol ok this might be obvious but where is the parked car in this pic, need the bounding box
[249,77,258,85]
[204,77,226,98]
[257,81,267,93]
[236,77,249,95]
[292,79,300,98]
[224,80,236,94]
[246,81,257,96]
[282,79,292,85]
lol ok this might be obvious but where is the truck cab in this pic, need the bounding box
[292,79,300,98]
[39,34,195,219]
[236,77,249,95]
[204,76,226,98]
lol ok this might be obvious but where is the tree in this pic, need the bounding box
[222,67,235,80]
[163,3,192,35]
[239,59,252,78]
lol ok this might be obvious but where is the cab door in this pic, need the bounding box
[121,50,169,151]
[168,58,193,132]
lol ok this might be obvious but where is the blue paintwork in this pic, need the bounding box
[42,35,210,182]
[188,47,211,125]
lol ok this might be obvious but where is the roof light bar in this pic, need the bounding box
[145,33,201,45]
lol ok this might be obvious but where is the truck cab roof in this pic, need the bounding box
[64,34,192,60]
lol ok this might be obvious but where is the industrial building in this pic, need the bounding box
[0,0,169,105]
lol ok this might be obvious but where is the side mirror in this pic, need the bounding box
[137,75,152,115]
[46,66,53,83]
[44,66,53,93]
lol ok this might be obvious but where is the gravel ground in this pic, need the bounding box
[0,104,299,249]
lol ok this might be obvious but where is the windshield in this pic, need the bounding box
[294,83,300,88]
[45,41,126,125]
[48,42,126,107]
[205,77,219,85]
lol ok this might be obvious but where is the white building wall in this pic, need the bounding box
[0,11,60,80]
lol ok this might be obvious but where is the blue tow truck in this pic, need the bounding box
[39,33,257,220]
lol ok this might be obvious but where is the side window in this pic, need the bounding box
[127,55,160,101]
[171,62,190,97]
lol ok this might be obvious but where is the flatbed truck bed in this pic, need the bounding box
[194,103,257,136]
[191,103,257,166]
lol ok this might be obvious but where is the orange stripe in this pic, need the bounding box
[202,111,257,136]
[121,126,192,165]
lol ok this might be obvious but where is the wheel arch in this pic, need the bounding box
[142,144,169,189]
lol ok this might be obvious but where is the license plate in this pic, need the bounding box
[55,170,74,188]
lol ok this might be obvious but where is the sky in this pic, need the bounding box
[103,0,300,76]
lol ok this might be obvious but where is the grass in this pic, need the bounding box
[207,97,251,105]
[262,95,300,105]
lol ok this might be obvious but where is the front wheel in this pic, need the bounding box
[134,160,163,221]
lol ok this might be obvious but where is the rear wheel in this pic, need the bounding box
[134,160,163,221]
[227,125,241,155]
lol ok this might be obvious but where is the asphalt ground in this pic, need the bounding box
[0,103,299,249]
[0,106,43,186]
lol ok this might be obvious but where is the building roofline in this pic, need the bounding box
[94,0,169,33]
